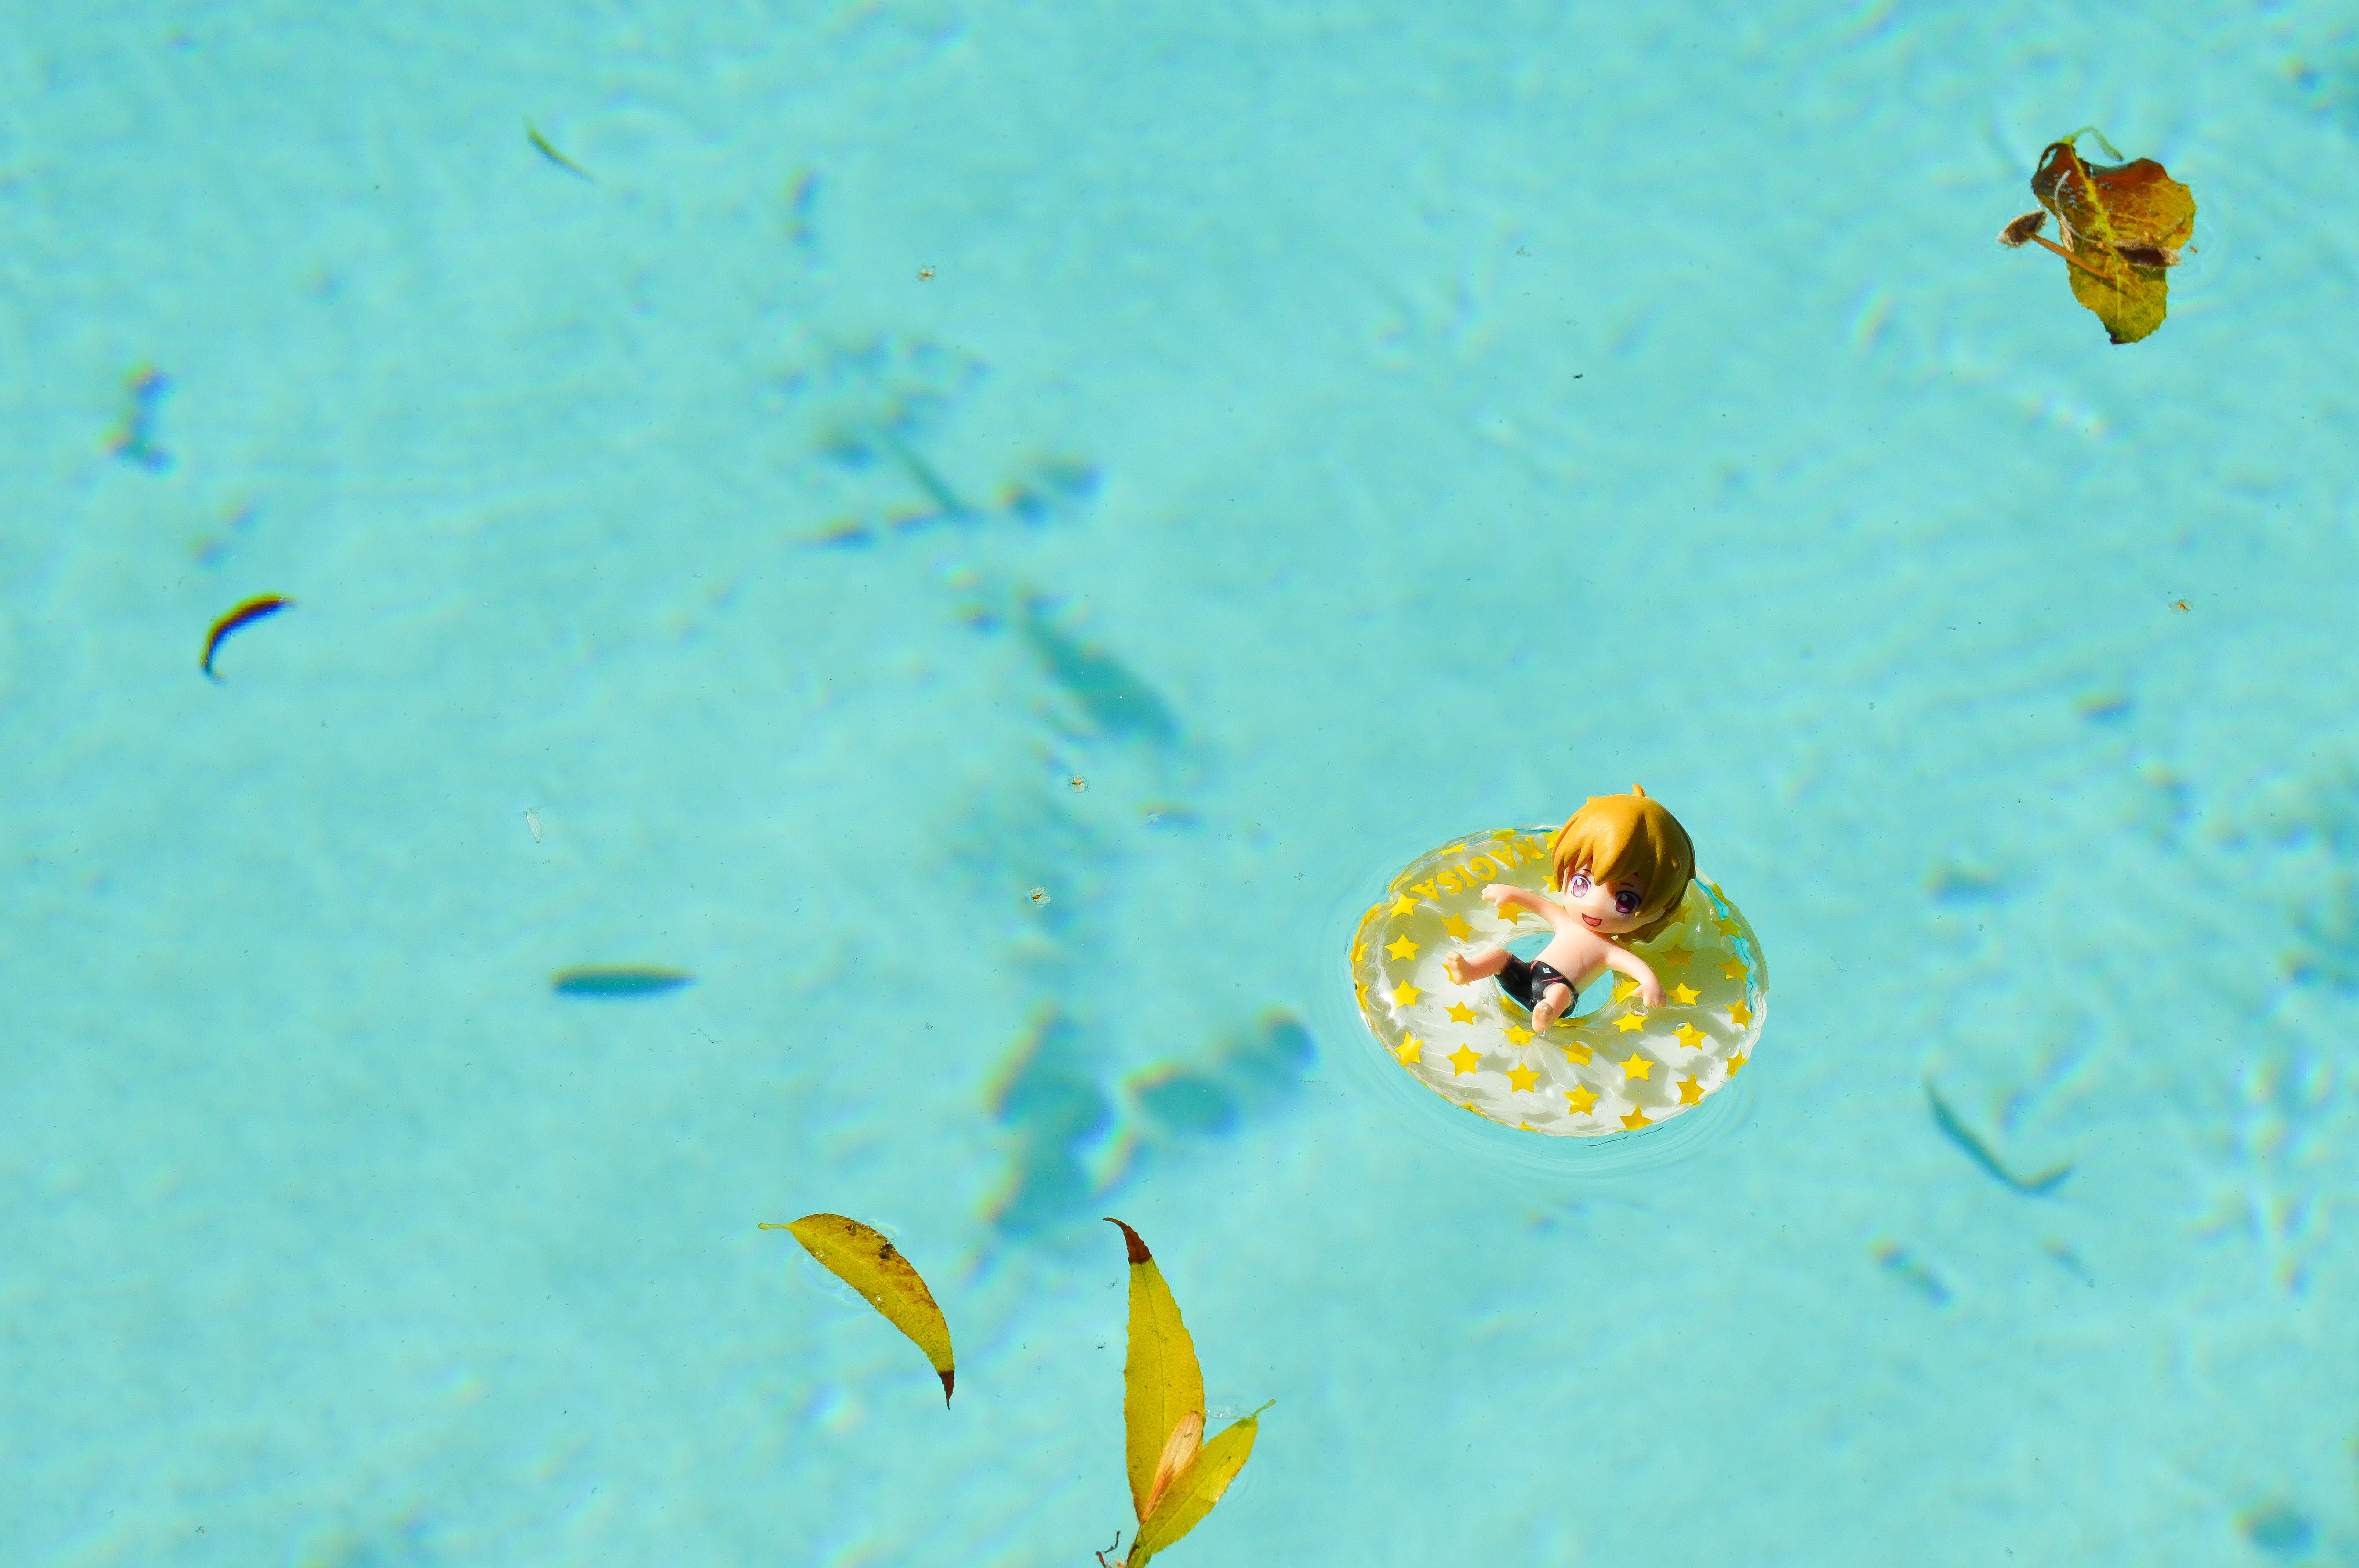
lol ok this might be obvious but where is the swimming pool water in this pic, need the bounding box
[4,3,2357,1564]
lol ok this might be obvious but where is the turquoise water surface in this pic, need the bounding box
[5,3,2359,1564]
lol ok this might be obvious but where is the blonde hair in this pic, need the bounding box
[1547,785,1695,943]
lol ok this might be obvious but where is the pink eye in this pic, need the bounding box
[1568,872,1592,895]
[1614,889,1641,914]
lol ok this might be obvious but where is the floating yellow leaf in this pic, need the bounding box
[762,1214,955,1405]
[1128,1402,1272,1568]
[1105,1218,1203,1521]
[1999,129,2195,345]
[1100,1220,1269,1568]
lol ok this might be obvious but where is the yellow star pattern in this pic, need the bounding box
[1356,847,1767,1136]
[1351,845,1764,1138]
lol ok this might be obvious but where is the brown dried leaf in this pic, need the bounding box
[2024,134,2197,345]
[1143,1410,1204,1519]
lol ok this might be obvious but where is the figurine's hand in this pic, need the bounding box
[1637,977,1665,1009]
[1480,884,1511,906]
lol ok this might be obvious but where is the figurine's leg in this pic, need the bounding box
[1445,947,1510,985]
[1530,981,1575,1030]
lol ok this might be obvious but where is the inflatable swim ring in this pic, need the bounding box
[1348,826,1766,1136]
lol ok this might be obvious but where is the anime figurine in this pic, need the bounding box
[1441,786,1696,1030]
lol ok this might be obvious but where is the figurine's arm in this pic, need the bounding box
[1481,884,1558,922]
[1603,944,1665,1008]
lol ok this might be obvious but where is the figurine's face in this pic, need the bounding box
[1561,866,1648,934]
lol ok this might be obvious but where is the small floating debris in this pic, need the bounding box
[1027,886,1052,906]
[1068,775,1089,792]
[201,594,293,681]
[526,120,596,182]
[523,809,543,843]
[552,966,693,997]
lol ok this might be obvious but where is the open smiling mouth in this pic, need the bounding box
[1581,914,1602,927]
